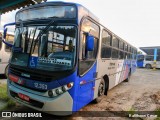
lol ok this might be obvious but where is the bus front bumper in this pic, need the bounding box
[7,81,73,116]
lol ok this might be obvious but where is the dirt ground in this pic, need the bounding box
[0,68,160,120]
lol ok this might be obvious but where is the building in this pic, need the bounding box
[0,0,46,22]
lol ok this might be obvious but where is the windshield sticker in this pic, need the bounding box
[38,57,71,66]
[29,56,38,68]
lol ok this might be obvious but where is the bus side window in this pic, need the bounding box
[111,36,119,59]
[79,18,99,76]
[0,36,2,51]
[112,49,119,59]
[145,56,154,61]
[124,52,127,59]
[5,35,14,52]
[101,30,112,58]
[157,56,160,61]
[119,51,124,59]
[112,36,119,48]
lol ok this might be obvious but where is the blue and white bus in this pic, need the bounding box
[137,54,160,69]
[4,2,137,115]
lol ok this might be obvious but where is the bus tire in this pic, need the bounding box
[103,75,109,95]
[94,78,105,103]
[5,64,9,78]
[124,71,131,82]
[145,64,152,69]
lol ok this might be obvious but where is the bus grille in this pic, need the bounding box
[9,67,53,82]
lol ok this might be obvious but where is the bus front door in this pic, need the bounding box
[77,61,97,110]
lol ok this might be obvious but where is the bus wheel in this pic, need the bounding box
[94,78,105,103]
[124,71,131,82]
[5,65,9,78]
[145,64,152,69]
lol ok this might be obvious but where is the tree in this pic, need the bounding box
[137,51,142,54]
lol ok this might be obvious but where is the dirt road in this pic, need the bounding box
[0,68,160,120]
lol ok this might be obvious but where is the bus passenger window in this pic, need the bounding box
[124,52,127,59]
[157,56,160,61]
[127,53,130,59]
[112,37,119,48]
[125,44,128,51]
[119,41,124,50]
[145,56,154,61]
[101,30,112,58]
[119,51,124,59]
[0,36,2,51]
[112,49,119,59]
[101,46,112,58]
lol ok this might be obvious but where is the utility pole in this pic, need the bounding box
[153,48,157,70]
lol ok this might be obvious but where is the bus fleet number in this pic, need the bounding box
[34,83,48,90]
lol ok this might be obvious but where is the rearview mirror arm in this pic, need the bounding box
[3,22,15,29]
[2,22,15,47]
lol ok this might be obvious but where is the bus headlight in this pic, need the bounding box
[56,88,63,95]
[48,90,53,97]
[48,82,73,97]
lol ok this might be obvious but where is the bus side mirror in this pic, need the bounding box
[2,22,15,48]
[86,35,94,51]
[3,28,8,39]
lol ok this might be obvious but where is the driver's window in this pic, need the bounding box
[79,18,99,76]
[5,34,14,52]
[0,34,2,51]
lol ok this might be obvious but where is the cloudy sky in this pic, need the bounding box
[1,0,160,48]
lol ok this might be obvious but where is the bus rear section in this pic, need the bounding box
[137,54,144,68]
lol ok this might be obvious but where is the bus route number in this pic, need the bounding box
[34,83,48,90]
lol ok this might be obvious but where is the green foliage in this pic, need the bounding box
[128,108,135,116]
[137,51,142,54]
[155,109,160,120]
[0,84,9,101]
[0,83,16,110]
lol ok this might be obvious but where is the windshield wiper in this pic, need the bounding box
[32,19,56,54]
[29,27,37,54]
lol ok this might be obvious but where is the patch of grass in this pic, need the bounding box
[128,107,135,116]
[155,109,160,120]
[0,84,10,101]
[0,100,16,111]
[0,83,16,110]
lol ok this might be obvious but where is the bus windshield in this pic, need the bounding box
[11,25,77,71]
[137,55,144,61]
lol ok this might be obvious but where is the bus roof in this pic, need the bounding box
[16,1,136,50]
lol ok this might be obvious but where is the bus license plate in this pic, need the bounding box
[18,93,30,102]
